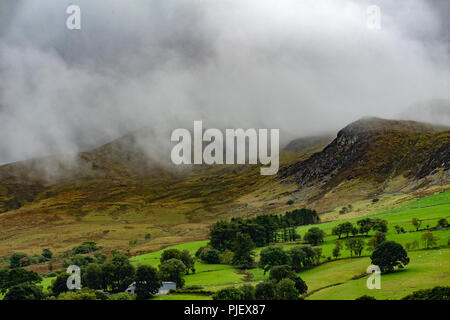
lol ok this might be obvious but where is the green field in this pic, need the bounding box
[304,248,450,299]
[129,190,450,300]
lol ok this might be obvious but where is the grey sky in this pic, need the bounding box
[0,0,449,165]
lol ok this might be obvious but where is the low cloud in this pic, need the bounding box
[0,0,448,165]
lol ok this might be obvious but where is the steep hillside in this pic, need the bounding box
[279,118,450,212]
[0,118,448,257]
[0,129,330,256]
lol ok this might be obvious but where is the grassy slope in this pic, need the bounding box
[305,249,450,300]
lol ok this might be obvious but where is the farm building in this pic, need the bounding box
[125,281,177,296]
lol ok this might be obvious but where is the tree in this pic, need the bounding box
[372,219,388,233]
[288,246,307,272]
[180,250,195,274]
[268,265,308,294]
[332,241,343,259]
[437,218,448,229]
[135,265,161,300]
[412,218,422,231]
[288,245,319,271]
[367,232,386,251]
[275,278,299,300]
[240,284,256,300]
[3,282,43,300]
[200,248,221,264]
[421,231,437,249]
[345,238,365,256]
[332,222,353,239]
[160,249,195,274]
[370,241,409,273]
[304,227,325,246]
[255,280,277,300]
[102,254,136,292]
[331,225,344,239]
[212,287,244,300]
[232,233,255,269]
[159,258,186,288]
[258,247,290,274]
[41,248,53,260]
[84,263,103,290]
[9,253,29,268]
[51,273,71,296]
[357,218,373,235]
[0,268,41,294]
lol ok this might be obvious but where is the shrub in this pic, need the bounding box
[42,248,53,260]
[212,287,244,300]
[200,248,221,264]
[355,295,376,300]
[109,292,135,300]
[70,242,101,255]
[219,249,234,264]
[10,253,29,268]
[303,227,325,246]
[421,231,438,249]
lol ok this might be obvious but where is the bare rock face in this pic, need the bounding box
[280,117,450,195]
[416,140,450,179]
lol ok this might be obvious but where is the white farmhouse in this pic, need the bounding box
[125,281,177,296]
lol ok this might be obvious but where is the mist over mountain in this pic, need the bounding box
[0,0,449,166]
[396,99,450,126]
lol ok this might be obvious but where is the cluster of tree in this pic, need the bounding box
[63,252,107,268]
[331,218,388,239]
[69,241,102,255]
[51,248,196,299]
[213,265,307,300]
[401,286,450,300]
[9,249,53,268]
[259,245,322,274]
[209,208,319,251]
[0,268,42,297]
